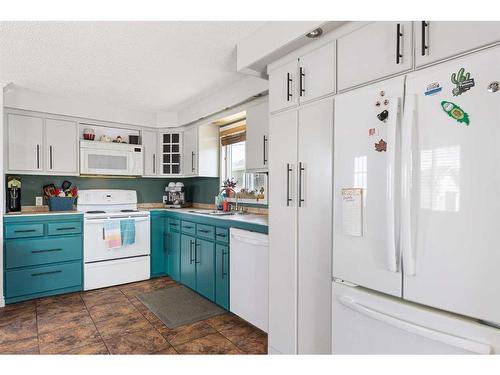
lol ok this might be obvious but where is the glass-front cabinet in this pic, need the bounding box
[161,132,182,175]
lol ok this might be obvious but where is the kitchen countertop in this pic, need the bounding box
[3,210,82,217]
[3,207,268,227]
[163,207,269,226]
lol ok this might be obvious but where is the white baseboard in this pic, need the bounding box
[0,296,5,308]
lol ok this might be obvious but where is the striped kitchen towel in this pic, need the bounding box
[120,218,136,246]
[104,220,122,249]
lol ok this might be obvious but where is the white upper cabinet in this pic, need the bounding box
[269,59,299,113]
[197,122,219,177]
[7,114,44,173]
[142,129,158,176]
[182,124,219,178]
[183,126,198,177]
[45,119,78,175]
[269,42,336,113]
[245,100,269,172]
[160,131,182,176]
[337,22,413,91]
[415,21,500,67]
[298,42,335,104]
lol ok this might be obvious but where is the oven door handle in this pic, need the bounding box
[84,216,150,223]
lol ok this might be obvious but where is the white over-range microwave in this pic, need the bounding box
[80,140,143,176]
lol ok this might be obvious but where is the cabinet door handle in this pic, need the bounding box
[153,153,156,174]
[31,248,62,254]
[216,233,226,238]
[189,240,194,264]
[49,145,53,170]
[298,162,305,207]
[195,242,201,264]
[191,151,195,172]
[198,229,210,233]
[56,226,76,231]
[102,227,105,240]
[36,144,40,169]
[221,250,228,279]
[396,23,403,64]
[286,72,292,101]
[14,229,37,233]
[286,163,293,206]
[31,270,62,277]
[421,21,429,56]
[263,135,268,165]
[299,67,305,96]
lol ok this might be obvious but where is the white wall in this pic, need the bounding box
[5,86,160,128]
[176,76,268,126]
[237,21,346,74]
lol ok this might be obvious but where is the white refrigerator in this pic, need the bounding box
[332,46,500,354]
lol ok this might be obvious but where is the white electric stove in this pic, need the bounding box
[77,189,151,290]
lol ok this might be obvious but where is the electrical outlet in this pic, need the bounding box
[35,196,43,206]
[162,195,168,204]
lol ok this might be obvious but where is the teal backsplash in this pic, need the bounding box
[8,175,220,206]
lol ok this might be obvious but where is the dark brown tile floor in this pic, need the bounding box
[0,277,267,355]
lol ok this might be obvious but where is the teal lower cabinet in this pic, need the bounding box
[150,212,167,277]
[195,239,215,300]
[3,214,84,304]
[180,234,197,290]
[162,210,267,310]
[215,243,229,309]
[166,230,181,282]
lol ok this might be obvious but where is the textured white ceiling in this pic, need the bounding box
[0,21,266,112]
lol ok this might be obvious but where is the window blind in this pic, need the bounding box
[220,120,246,146]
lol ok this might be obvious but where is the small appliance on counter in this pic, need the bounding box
[164,182,191,208]
[6,176,21,213]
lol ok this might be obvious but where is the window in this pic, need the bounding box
[221,141,246,190]
[219,120,267,205]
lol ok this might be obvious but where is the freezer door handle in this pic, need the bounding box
[401,94,418,276]
[337,296,493,354]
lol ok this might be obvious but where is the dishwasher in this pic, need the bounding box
[230,228,269,332]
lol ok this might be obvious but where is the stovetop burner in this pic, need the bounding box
[86,210,106,214]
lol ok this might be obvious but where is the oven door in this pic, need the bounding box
[80,147,133,176]
[84,215,151,263]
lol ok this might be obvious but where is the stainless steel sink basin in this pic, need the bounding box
[188,210,235,216]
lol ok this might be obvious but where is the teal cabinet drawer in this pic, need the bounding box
[196,224,215,241]
[47,221,82,236]
[5,223,44,239]
[215,227,229,244]
[167,218,181,232]
[5,261,82,298]
[181,221,196,236]
[5,236,82,269]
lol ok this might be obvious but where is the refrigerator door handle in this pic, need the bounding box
[338,296,493,354]
[401,94,418,276]
[386,97,401,273]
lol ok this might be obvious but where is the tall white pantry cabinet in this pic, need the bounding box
[268,41,335,354]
